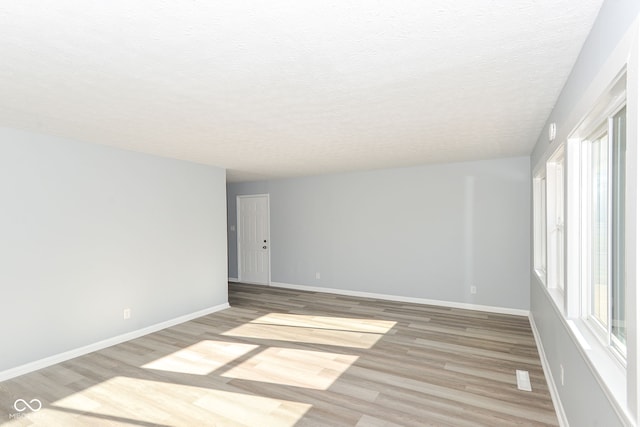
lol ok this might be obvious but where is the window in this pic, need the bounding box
[581,104,626,358]
[533,175,546,282]
[611,106,626,354]
[546,149,565,294]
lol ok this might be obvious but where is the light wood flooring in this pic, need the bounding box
[0,283,558,426]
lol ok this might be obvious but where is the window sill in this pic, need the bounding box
[547,287,564,315]
[534,269,547,286]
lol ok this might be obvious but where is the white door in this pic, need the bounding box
[237,195,270,285]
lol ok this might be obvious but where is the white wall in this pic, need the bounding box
[228,156,530,310]
[0,128,228,372]
[530,0,640,425]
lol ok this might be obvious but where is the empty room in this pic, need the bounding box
[1,1,639,426]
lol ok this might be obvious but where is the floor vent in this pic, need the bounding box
[516,370,532,391]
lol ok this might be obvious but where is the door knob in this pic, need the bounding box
[262,246,267,249]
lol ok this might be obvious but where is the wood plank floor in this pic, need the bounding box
[0,283,558,426]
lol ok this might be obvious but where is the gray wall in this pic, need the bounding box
[0,128,228,372]
[228,157,530,310]
[530,1,640,426]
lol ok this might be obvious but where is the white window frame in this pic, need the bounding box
[576,89,627,363]
[562,67,633,420]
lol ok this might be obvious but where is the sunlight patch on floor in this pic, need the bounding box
[222,313,396,348]
[222,347,359,390]
[141,340,258,375]
[255,313,397,333]
[40,376,310,427]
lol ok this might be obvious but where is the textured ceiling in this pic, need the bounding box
[0,1,603,182]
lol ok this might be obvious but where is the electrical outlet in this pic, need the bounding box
[470,286,477,294]
[123,308,131,320]
[560,364,564,386]
[315,272,321,280]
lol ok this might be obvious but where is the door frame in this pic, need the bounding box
[236,194,271,285]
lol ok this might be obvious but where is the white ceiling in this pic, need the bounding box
[0,1,603,182]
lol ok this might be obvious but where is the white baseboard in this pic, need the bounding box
[269,282,529,317]
[529,313,568,427]
[232,279,269,286]
[0,302,230,382]
[228,278,270,286]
